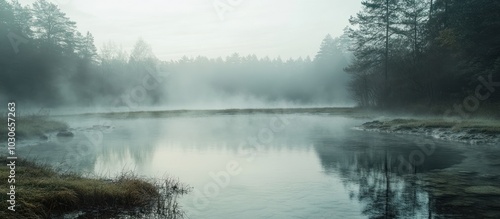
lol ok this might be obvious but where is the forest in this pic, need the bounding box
[2,1,500,218]
[1,0,499,114]
[0,0,350,109]
[347,0,500,114]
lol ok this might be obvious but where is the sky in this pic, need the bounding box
[18,0,362,61]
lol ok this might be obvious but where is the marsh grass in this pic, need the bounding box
[0,113,68,140]
[0,158,190,219]
[364,118,500,135]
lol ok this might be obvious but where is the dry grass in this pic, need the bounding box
[1,114,190,218]
[0,158,190,219]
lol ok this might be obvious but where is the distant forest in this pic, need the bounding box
[1,0,499,113]
[0,0,351,108]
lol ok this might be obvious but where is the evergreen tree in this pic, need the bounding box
[31,0,77,54]
[348,0,400,83]
[400,0,429,59]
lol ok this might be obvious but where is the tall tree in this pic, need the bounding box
[10,0,32,38]
[100,41,128,63]
[400,0,429,60]
[348,0,400,80]
[129,38,157,64]
[76,31,98,63]
[346,0,400,106]
[312,34,352,103]
[31,0,77,53]
[314,34,336,62]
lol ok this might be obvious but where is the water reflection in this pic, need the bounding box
[313,132,465,218]
[19,114,499,218]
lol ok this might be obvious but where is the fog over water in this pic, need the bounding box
[3,0,500,218]
[19,113,485,218]
[0,1,359,110]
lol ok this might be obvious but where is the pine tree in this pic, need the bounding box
[348,0,400,82]
[31,0,77,53]
[77,31,98,63]
[314,34,336,62]
[346,0,401,106]
[400,0,429,60]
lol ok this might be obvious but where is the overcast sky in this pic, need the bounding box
[19,0,361,61]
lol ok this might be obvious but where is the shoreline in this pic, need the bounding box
[0,157,189,219]
[358,118,500,145]
[58,107,369,118]
[0,116,189,218]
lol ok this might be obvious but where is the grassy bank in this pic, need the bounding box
[361,118,500,145]
[1,115,189,218]
[0,114,68,140]
[0,158,189,218]
[363,118,500,134]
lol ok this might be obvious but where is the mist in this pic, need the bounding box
[1,0,356,111]
[158,40,353,109]
[3,1,500,218]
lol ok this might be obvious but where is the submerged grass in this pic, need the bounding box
[0,158,190,219]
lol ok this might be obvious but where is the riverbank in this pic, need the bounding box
[0,115,189,218]
[359,118,500,145]
[58,107,372,119]
[0,157,189,218]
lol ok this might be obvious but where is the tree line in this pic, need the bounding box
[1,0,351,107]
[1,0,98,106]
[346,0,500,114]
[7,0,496,111]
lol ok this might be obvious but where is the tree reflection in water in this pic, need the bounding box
[313,134,464,218]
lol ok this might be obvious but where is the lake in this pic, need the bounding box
[18,111,500,218]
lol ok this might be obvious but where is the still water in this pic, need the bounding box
[19,112,500,218]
